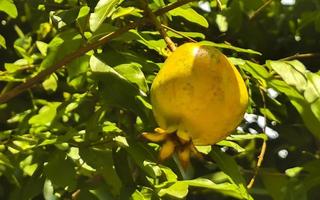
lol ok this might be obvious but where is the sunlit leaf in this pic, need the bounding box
[184,178,247,199]
[216,14,228,32]
[114,63,149,93]
[158,181,188,198]
[216,140,245,152]
[169,7,208,28]
[36,41,48,56]
[269,79,320,139]
[111,6,143,20]
[304,72,320,120]
[0,34,6,49]
[267,60,307,92]
[29,103,61,126]
[42,73,58,92]
[89,0,123,32]
[0,0,17,18]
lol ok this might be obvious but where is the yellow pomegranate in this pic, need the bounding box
[150,43,248,146]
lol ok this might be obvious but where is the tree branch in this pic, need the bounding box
[247,87,268,189]
[0,21,139,104]
[249,0,273,20]
[279,53,320,61]
[0,0,197,104]
[154,0,197,16]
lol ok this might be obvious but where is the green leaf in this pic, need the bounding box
[125,140,158,178]
[129,30,167,56]
[114,63,149,93]
[79,147,122,195]
[43,179,58,200]
[269,79,320,139]
[260,108,282,123]
[285,167,303,178]
[90,55,150,121]
[36,41,48,56]
[112,148,135,188]
[227,133,267,141]
[260,169,288,200]
[184,178,247,199]
[0,152,13,168]
[169,7,209,28]
[240,61,270,80]
[216,14,228,32]
[51,7,80,29]
[44,152,76,188]
[76,6,90,33]
[42,73,58,92]
[111,6,143,20]
[89,0,123,32]
[268,61,320,127]
[131,190,145,200]
[40,29,84,70]
[29,102,61,126]
[0,34,6,49]
[17,175,45,200]
[199,41,262,55]
[210,147,252,200]
[158,182,189,198]
[14,36,33,59]
[66,55,89,89]
[304,72,320,120]
[216,140,245,152]
[267,60,307,92]
[0,0,18,18]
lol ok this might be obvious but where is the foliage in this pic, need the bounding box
[0,0,319,199]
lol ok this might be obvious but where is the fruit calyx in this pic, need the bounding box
[142,128,202,169]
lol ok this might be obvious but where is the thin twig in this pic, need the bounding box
[161,24,197,43]
[140,0,176,51]
[241,168,286,177]
[249,0,273,20]
[216,0,223,11]
[154,0,197,16]
[279,53,320,61]
[247,87,268,189]
[0,0,195,104]
[0,21,139,104]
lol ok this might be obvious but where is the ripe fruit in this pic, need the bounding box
[143,42,248,167]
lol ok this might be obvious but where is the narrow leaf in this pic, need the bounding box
[170,7,208,28]
[210,147,252,200]
[199,41,262,55]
